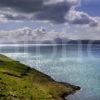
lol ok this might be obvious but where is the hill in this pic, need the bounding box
[0,54,80,100]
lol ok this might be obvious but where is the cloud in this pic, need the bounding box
[0,14,8,23]
[66,10,98,27]
[0,0,44,13]
[0,0,99,26]
[0,26,100,44]
[0,27,57,44]
[35,1,71,23]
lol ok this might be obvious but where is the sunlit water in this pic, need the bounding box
[0,44,100,100]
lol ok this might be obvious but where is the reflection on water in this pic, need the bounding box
[0,44,100,100]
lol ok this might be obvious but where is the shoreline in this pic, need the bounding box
[54,82,80,100]
[36,72,81,100]
[31,68,81,100]
[0,54,80,100]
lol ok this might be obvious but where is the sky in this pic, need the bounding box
[0,0,100,41]
[77,0,100,16]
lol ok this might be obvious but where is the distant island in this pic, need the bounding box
[0,54,80,100]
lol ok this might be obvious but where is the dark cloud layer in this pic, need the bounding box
[36,2,71,23]
[0,0,44,13]
[0,0,98,26]
[0,0,73,23]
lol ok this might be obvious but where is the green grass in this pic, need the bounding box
[0,54,80,100]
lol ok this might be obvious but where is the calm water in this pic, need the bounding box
[0,44,100,100]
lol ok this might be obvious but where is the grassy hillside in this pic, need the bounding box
[0,54,80,100]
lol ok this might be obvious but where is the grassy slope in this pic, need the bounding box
[0,54,80,100]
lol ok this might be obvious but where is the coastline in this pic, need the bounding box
[0,54,80,100]
[57,82,80,100]
[30,69,81,100]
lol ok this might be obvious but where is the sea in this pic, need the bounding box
[0,44,100,100]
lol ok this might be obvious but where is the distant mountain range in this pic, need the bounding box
[42,38,100,44]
